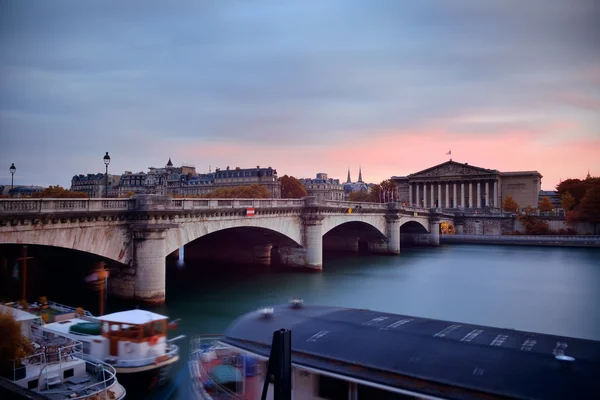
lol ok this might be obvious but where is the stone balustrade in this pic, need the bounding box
[0,198,134,213]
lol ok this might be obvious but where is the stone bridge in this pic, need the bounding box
[0,196,454,304]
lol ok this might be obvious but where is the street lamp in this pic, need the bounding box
[9,163,16,190]
[103,152,110,198]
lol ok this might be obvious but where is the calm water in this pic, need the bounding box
[2,244,600,399]
[145,244,600,399]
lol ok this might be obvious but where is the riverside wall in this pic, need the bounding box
[441,234,600,247]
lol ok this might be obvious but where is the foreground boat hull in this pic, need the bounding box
[114,355,179,392]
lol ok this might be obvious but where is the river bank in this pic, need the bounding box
[441,234,600,247]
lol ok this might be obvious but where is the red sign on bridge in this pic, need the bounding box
[246,207,255,216]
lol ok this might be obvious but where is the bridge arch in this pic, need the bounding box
[164,215,302,256]
[400,219,429,233]
[321,215,387,238]
[0,224,132,264]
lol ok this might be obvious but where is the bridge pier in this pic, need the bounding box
[254,244,273,266]
[430,219,440,246]
[303,215,324,271]
[130,224,175,305]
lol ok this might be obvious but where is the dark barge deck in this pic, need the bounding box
[222,304,600,400]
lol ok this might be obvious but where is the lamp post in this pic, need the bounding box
[103,152,110,198]
[9,163,16,190]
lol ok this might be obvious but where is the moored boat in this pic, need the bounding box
[189,300,600,400]
[0,304,126,400]
[3,299,183,392]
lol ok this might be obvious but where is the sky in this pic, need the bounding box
[1,0,599,190]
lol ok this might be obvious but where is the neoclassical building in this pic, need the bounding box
[391,160,542,209]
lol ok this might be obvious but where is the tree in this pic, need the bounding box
[578,186,600,224]
[502,195,519,212]
[369,184,381,202]
[517,205,550,235]
[560,192,576,211]
[538,196,553,212]
[556,177,600,208]
[348,191,374,202]
[0,310,33,377]
[278,175,308,198]
[201,184,271,198]
[31,185,88,198]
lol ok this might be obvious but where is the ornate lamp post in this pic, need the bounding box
[103,152,111,198]
[9,163,16,190]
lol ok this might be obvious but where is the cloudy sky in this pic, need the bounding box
[1,0,599,190]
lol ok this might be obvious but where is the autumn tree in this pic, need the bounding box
[278,175,308,198]
[0,311,33,377]
[560,192,576,211]
[369,184,381,201]
[538,196,553,213]
[517,205,550,235]
[201,184,271,198]
[577,186,600,233]
[31,185,89,198]
[348,191,375,202]
[502,195,519,212]
[556,177,600,208]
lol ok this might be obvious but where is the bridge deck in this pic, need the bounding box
[223,304,600,400]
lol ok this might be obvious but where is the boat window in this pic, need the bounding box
[317,375,348,400]
[28,379,38,390]
[153,321,165,335]
[144,324,153,337]
[63,368,74,379]
[357,384,415,399]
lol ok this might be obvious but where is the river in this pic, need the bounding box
[2,243,600,399]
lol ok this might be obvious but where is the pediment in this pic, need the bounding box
[410,161,497,178]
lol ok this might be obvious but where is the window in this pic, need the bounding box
[63,368,74,379]
[357,384,415,399]
[317,375,348,400]
[28,379,39,389]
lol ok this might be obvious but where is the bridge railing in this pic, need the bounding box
[169,198,306,210]
[322,200,388,210]
[0,198,134,214]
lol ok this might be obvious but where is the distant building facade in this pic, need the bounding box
[71,174,120,198]
[71,159,281,198]
[299,173,344,201]
[538,190,564,215]
[343,167,370,199]
[391,160,542,209]
[1,185,44,197]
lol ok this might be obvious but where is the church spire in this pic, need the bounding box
[586,169,591,179]
[346,168,352,184]
[358,166,363,183]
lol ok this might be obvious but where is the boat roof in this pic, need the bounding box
[99,309,168,324]
[42,317,101,339]
[0,304,41,322]
[222,304,600,400]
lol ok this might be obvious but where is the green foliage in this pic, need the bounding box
[502,195,519,212]
[278,175,307,198]
[31,185,89,198]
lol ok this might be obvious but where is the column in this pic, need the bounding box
[408,184,413,206]
[485,181,489,208]
[416,184,420,207]
[453,183,457,208]
[461,182,465,208]
[430,183,434,208]
[423,183,428,208]
[494,180,498,208]
[445,183,450,208]
[468,182,473,208]
[430,219,440,246]
[437,183,442,208]
[303,215,324,271]
[477,181,481,208]
[132,228,169,305]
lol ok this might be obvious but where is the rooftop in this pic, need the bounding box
[223,304,600,400]
[99,309,168,324]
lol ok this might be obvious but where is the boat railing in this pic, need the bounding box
[46,300,96,317]
[107,342,179,368]
[189,335,246,400]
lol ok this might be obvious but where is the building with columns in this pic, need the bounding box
[391,160,542,210]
